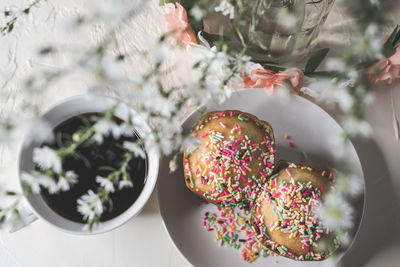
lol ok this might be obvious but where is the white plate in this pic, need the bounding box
[158,89,365,267]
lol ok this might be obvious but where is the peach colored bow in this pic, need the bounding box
[243,64,305,95]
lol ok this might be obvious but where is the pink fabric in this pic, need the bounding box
[370,46,400,84]
[243,64,304,95]
[163,3,197,47]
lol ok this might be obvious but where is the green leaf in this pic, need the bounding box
[304,48,330,74]
[99,166,117,172]
[307,71,348,80]
[383,25,400,58]
[262,64,286,72]
[159,0,170,6]
[5,191,17,196]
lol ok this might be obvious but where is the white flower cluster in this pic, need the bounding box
[316,170,364,235]
[21,169,78,194]
[33,146,62,174]
[92,117,137,145]
[303,77,373,138]
[317,191,354,234]
[77,190,103,222]
[189,45,252,104]
[21,146,79,194]
[123,141,145,158]
[215,0,235,20]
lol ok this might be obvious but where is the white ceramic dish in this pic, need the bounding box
[158,89,365,266]
[18,95,160,235]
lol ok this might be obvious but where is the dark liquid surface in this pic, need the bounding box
[40,113,147,223]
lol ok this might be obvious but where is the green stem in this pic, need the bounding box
[57,127,94,157]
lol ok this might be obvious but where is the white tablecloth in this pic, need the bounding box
[1,0,400,266]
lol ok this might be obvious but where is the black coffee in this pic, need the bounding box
[39,113,147,223]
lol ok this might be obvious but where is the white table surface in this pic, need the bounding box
[1,0,400,266]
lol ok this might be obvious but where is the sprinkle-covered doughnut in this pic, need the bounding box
[183,110,275,207]
[251,160,339,261]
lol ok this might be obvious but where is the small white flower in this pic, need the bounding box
[342,117,372,137]
[300,86,319,98]
[117,123,136,137]
[57,171,79,192]
[189,46,235,104]
[113,104,131,122]
[33,146,62,173]
[351,25,382,59]
[2,208,23,232]
[145,37,171,63]
[140,84,176,117]
[234,54,253,75]
[96,176,115,193]
[101,57,125,81]
[308,78,354,111]
[118,180,133,190]
[215,0,235,20]
[38,174,59,194]
[190,6,205,21]
[17,118,54,145]
[156,44,171,62]
[277,9,297,29]
[169,159,178,173]
[123,141,146,158]
[182,136,201,153]
[325,58,345,71]
[145,117,183,155]
[93,118,116,136]
[337,231,351,246]
[92,131,104,145]
[335,174,364,197]
[77,190,103,221]
[369,0,380,7]
[318,192,353,231]
[335,87,354,111]
[21,172,42,194]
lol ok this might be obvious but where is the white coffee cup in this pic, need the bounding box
[17,95,159,235]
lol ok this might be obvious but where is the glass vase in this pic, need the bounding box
[202,0,336,65]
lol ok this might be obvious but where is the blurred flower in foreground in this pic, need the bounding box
[33,146,62,174]
[318,192,354,232]
[342,117,372,138]
[335,173,364,197]
[308,78,354,111]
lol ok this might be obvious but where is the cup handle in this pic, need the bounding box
[8,201,38,233]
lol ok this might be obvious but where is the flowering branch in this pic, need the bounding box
[0,0,43,35]
[78,151,136,230]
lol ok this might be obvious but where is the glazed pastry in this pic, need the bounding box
[251,160,339,261]
[183,110,275,207]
